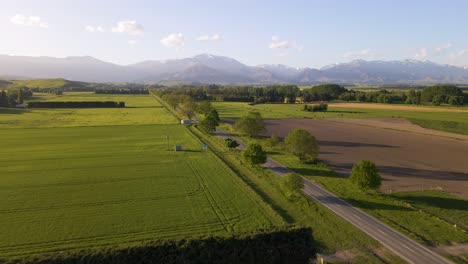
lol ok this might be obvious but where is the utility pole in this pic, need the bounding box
[166,134,169,151]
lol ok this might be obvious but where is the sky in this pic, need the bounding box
[1,0,468,68]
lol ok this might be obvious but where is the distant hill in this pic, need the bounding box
[2,54,468,85]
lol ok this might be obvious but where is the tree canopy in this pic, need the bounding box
[242,143,267,166]
[279,173,304,200]
[235,111,266,137]
[284,129,319,162]
[349,160,382,190]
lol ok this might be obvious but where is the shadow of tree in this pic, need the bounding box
[0,108,29,114]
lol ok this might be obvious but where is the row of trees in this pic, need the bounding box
[338,85,466,106]
[95,89,149,94]
[28,101,125,108]
[230,111,382,190]
[153,84,467,106]
[0,88,33,107]
[15,227,315,264]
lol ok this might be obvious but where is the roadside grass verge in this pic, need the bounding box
[391,191,468,230]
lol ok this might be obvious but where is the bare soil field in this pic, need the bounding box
[327,117,468,141]
[329,102,468,113]
[262,118,468,198]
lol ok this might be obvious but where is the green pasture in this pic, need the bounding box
[0,93,176,128]
[0,94,283,259]
[212,102,468,135]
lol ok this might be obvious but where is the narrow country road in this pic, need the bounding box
[215,128,453,264]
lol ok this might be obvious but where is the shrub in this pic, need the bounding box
[279,173,304,200]
[225,138,240,149]
[242,143,267,166]
[349,160,382,190]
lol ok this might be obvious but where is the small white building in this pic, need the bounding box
[180,119,192,125]
[15,104,26,108]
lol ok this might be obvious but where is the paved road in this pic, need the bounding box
[215,128,452,264]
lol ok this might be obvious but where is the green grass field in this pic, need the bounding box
[0,93,175,128]
[212,102,468,135]
[0,94,283,259]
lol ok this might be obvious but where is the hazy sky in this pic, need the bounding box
[1,0,467,68]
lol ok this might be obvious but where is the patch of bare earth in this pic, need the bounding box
[262,118,468,198]
[327,117,468,141]
[329,102,468,113]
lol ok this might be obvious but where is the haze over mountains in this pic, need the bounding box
[1,53,468,85]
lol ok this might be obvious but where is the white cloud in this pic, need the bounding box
[128,40,138,45]
[112,21,144,35]
[10,14,48,28]
[434,43,452,54]
[160,33,185,50]
[269,36,302,51]
[85,25,105,33]
[414,48,428,60]
[342,48,374,59]
[196,34,222,41]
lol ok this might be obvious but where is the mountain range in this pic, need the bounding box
[1,53,468,85]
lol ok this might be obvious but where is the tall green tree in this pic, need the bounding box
[17,88,24,104]
[0,90,8,107]
[197,101,213,115]
[235,111,266,137]
[242,143,267,166]
[349,160,381,190]
[284,129,319,163]
[179,97,197,119]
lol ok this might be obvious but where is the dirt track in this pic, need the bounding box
[262,118,468,198]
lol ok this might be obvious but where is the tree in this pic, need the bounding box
[163,94,179,110]
[197,101,213,115]
[448,96,464,106]
[0,90,8,107]
[198,113,219,134]
[349,160,381,190]
[17,88,24,104]
[225,138,240,149]
[279,173,304,200]
[242,143,267,166]
[179,97,197,119]
[264,134,280,148]
[284,129,319,163]
[234,111,266,137]
[208,108,220,123]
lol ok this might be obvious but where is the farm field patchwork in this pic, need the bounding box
[212,102,468,135]
[0,94,283,259]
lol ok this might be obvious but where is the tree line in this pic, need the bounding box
[0,88,33,107]
[9,227,315,264]
[28,101,125,108]
[95,89,149,94]
[152,84,467,106]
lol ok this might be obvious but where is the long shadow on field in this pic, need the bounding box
[289,167,339,178]
[345,198,414,212]
[318,140,398,149]
[326,110,365,114]
[0,108,29,114]
[331,163,468,182]
[392,195,468,212]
